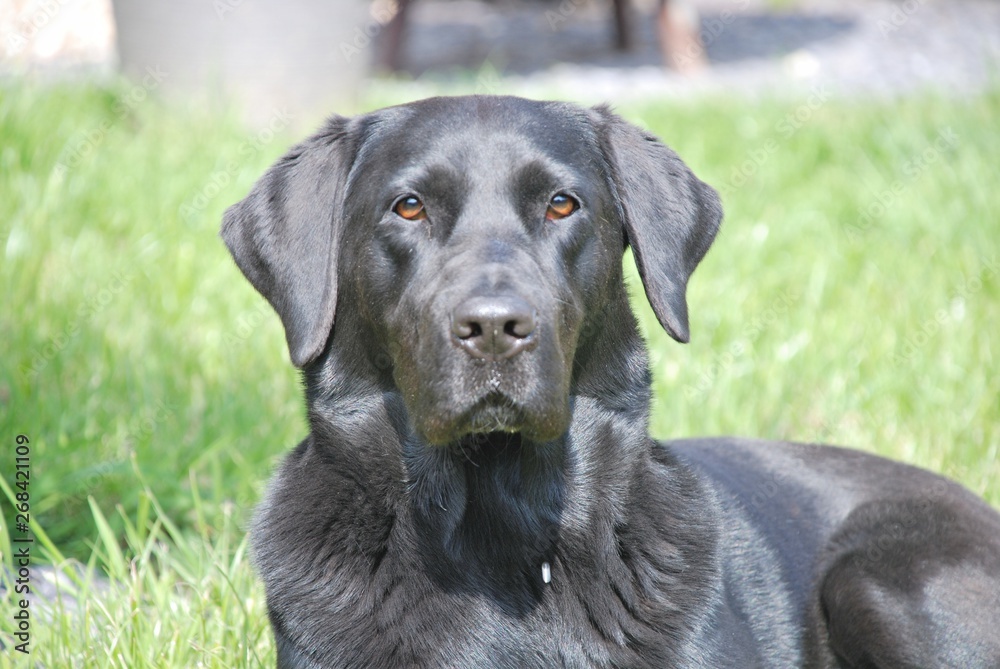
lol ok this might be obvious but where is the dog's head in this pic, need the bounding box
[223,96,721,445]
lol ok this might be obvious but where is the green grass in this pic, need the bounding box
[1,81,998,666]
[633,91,1000,495]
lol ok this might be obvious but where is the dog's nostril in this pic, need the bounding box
[504,318,532,339]
[451,296,537,359]
[452,319,482,340]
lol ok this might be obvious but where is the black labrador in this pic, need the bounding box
[222,95,1000,668]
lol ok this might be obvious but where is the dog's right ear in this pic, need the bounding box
[221,116,357,368]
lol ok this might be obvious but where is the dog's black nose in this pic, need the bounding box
[451,296,536,360]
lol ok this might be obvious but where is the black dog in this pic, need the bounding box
[223,95,1000,668]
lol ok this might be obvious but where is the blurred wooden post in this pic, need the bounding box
[658,0,708,73]
[378,0,411,72]
[111,0,369,126]
[612,0,632,51]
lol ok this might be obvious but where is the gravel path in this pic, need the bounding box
[386,0,1000,101]
[3,0,998,101]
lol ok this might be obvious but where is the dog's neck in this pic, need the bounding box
[302,296,686,613]
[402,430,567,613]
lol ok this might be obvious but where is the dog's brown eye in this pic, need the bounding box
[546,193,578,220]
[394,196,426,221]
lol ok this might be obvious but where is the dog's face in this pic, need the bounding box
[340,99,623,443]
[223,96,722,445]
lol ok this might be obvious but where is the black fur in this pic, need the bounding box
[222,95,1000,668]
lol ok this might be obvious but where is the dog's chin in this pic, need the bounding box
[465,398,525,434]
[418,393,569,446]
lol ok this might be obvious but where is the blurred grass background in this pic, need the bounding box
[1,82,998,666]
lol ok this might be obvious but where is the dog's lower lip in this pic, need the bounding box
[460,393,525,434]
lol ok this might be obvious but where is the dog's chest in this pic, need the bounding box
[323,589,613,668]
[283,558,717,669]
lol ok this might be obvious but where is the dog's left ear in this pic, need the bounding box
[592,106,723,343]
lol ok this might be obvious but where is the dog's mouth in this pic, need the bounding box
[416,388,570,445]
[463,392,527,435]
[419,392,526,445]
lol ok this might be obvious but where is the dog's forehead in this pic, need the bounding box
[360,96,600,176]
